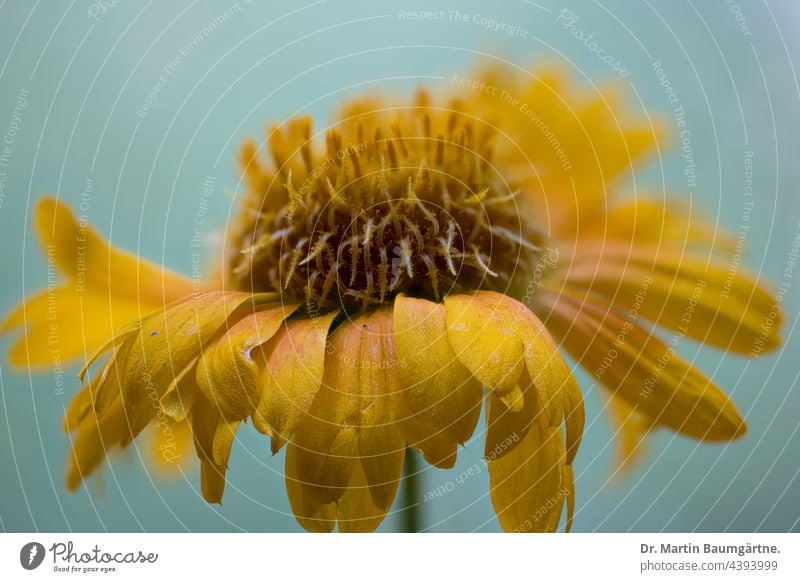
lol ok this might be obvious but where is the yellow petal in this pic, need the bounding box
[335,462,388,533]
[159,357,200,422]
[196,303,297,421]
[34,196,193,305]
[563,464,575,533]
[481,291,570,427]
[284,443,336,532]
[567,244,781,354]
[392,295,481,468]
[601,197,734,251]
[190,393,234,504]
[601,391,651,477]
[444,293,525,395]
[488,415,566,533]
[540,290,747,441]
[65,399,127,491]
[484,370,535,461]
[97,292,270,443]
[2,197,194,368]
[253,311,338,453]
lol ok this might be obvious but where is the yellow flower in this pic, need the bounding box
[2,64,781,532]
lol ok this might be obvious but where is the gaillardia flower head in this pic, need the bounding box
[3,64,781,532]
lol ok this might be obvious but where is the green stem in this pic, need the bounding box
[401,448,421,532]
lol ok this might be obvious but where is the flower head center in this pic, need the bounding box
[230,98,543,312]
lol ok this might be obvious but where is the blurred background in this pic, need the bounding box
[0,0,798,533]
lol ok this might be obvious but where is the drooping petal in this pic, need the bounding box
[539,289,747,441]
[444,293,525,397]
[602,391,651,476]
[566,243,781,354]
[291,307,404,518]
[92,292,273,447]
[65,399,128,491]
[253,311,338,452]
[484,369,536,461]
[284,443,336,532]
[190,392,239,504]
[563,464,576,533]
[392,295,482,468]
[335,462,389,533]
[2,197,194,368]
[488,414,566,533]
[159,357,201,422]
[285,442,387,533]
[195,303,298,421]
[447,292,582,464]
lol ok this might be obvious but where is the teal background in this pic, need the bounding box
[0,0,798,532]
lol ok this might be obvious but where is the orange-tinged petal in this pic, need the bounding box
[539,289,747,441]
[196,303,297,421]
[488,415,566,533]
[292,308,404,513]
[284,443,336,532]
[393,295,481,468]
[253,311,338,452]
[566,244,781,354]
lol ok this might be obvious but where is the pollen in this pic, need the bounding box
[230,92,544,313]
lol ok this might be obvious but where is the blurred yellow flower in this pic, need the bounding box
[2,63,781,532]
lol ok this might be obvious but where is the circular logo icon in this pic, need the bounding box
[20,542,46,570]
